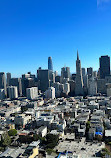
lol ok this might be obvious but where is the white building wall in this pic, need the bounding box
[8,86,18,99]
[41,127,47,137]
[64,83,70,94]
[26,87,38,100]
[45,87,55,99]
[88,78,97,96]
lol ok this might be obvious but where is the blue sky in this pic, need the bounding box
[0,0,111,77]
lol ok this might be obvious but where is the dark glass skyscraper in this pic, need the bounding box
[87,67,93,79]
[99,55,110,79]
[48,57,53,71]
[0,72,7,96]
[82,68,86,77]
[9,78,22,96]
[7,72,11,86]
[37,68,54,92]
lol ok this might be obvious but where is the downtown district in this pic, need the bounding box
[0,52,111,158]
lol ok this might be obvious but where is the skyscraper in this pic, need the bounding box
[8,86,18,99]
[21,78,35,96]
[0,89,5,100]
[48,56,53,71]
[99,55,110,79]
[82,68,86,77]
[7,72,11,86]
[88,77,97,96]
[9,78,22,96]
[75,51,84,96]
[87,67,93,79]
[61,67,70,79]
[37,68,54,92]
[83,75,88,96]
[0,72,7,96]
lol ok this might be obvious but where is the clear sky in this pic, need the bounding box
[0,0,111,77]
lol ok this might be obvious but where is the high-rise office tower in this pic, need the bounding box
[82,68,86,77]
[54,71,58,77]
[99,55,110,79]
[9,78,22,96]
[63,83,70,94]
[8,86,18,99]
[55,75,61,83]
[68,80,75,96]
[87,67,93,79]
[88,77,97,96]
[0,72,7,96]
[22,73,30,79]
[48,56,53,71]
[61,67,70,79]
[21,78,35,96]
[72,74,76,81]
[0,89,5,100]
[97,79,106,94]
[93,71,97,78]
[22,73,36,79]
[7,72,11,86]
[75,51,84,96]
[37,68,54,92]
[83,75,88,95]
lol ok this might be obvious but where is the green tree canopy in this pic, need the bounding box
[8,129,17,136]
[1,132,11,147]
[46,134,59,149]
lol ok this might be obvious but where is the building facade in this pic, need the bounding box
[75,51,84,96]
[48,56,53,71]
[0,72,7,96]
[45,87,55,99]
[8,86,18,99]
[26,87,38,100]
[99,55,110,79]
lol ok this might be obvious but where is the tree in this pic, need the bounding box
[108,142,111,145]
[8,129,17,136]
[101,148,111,157]
[33,134,39,141]
[33,134,45,144]
[21,106,28,113]
[46,148,56,155]
[1,132,11,147]
[46,134,59,149]
[86,121,90,132]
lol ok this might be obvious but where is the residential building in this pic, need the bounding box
[8,86,18,99]
[88,77,97,96]
[45,87,55,99]
[26,87,38,100]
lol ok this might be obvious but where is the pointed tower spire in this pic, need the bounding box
[77,50,79,60]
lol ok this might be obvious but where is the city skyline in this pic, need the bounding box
[0,53,111,78]
[0,0,111,77]
[1,1,111,157]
